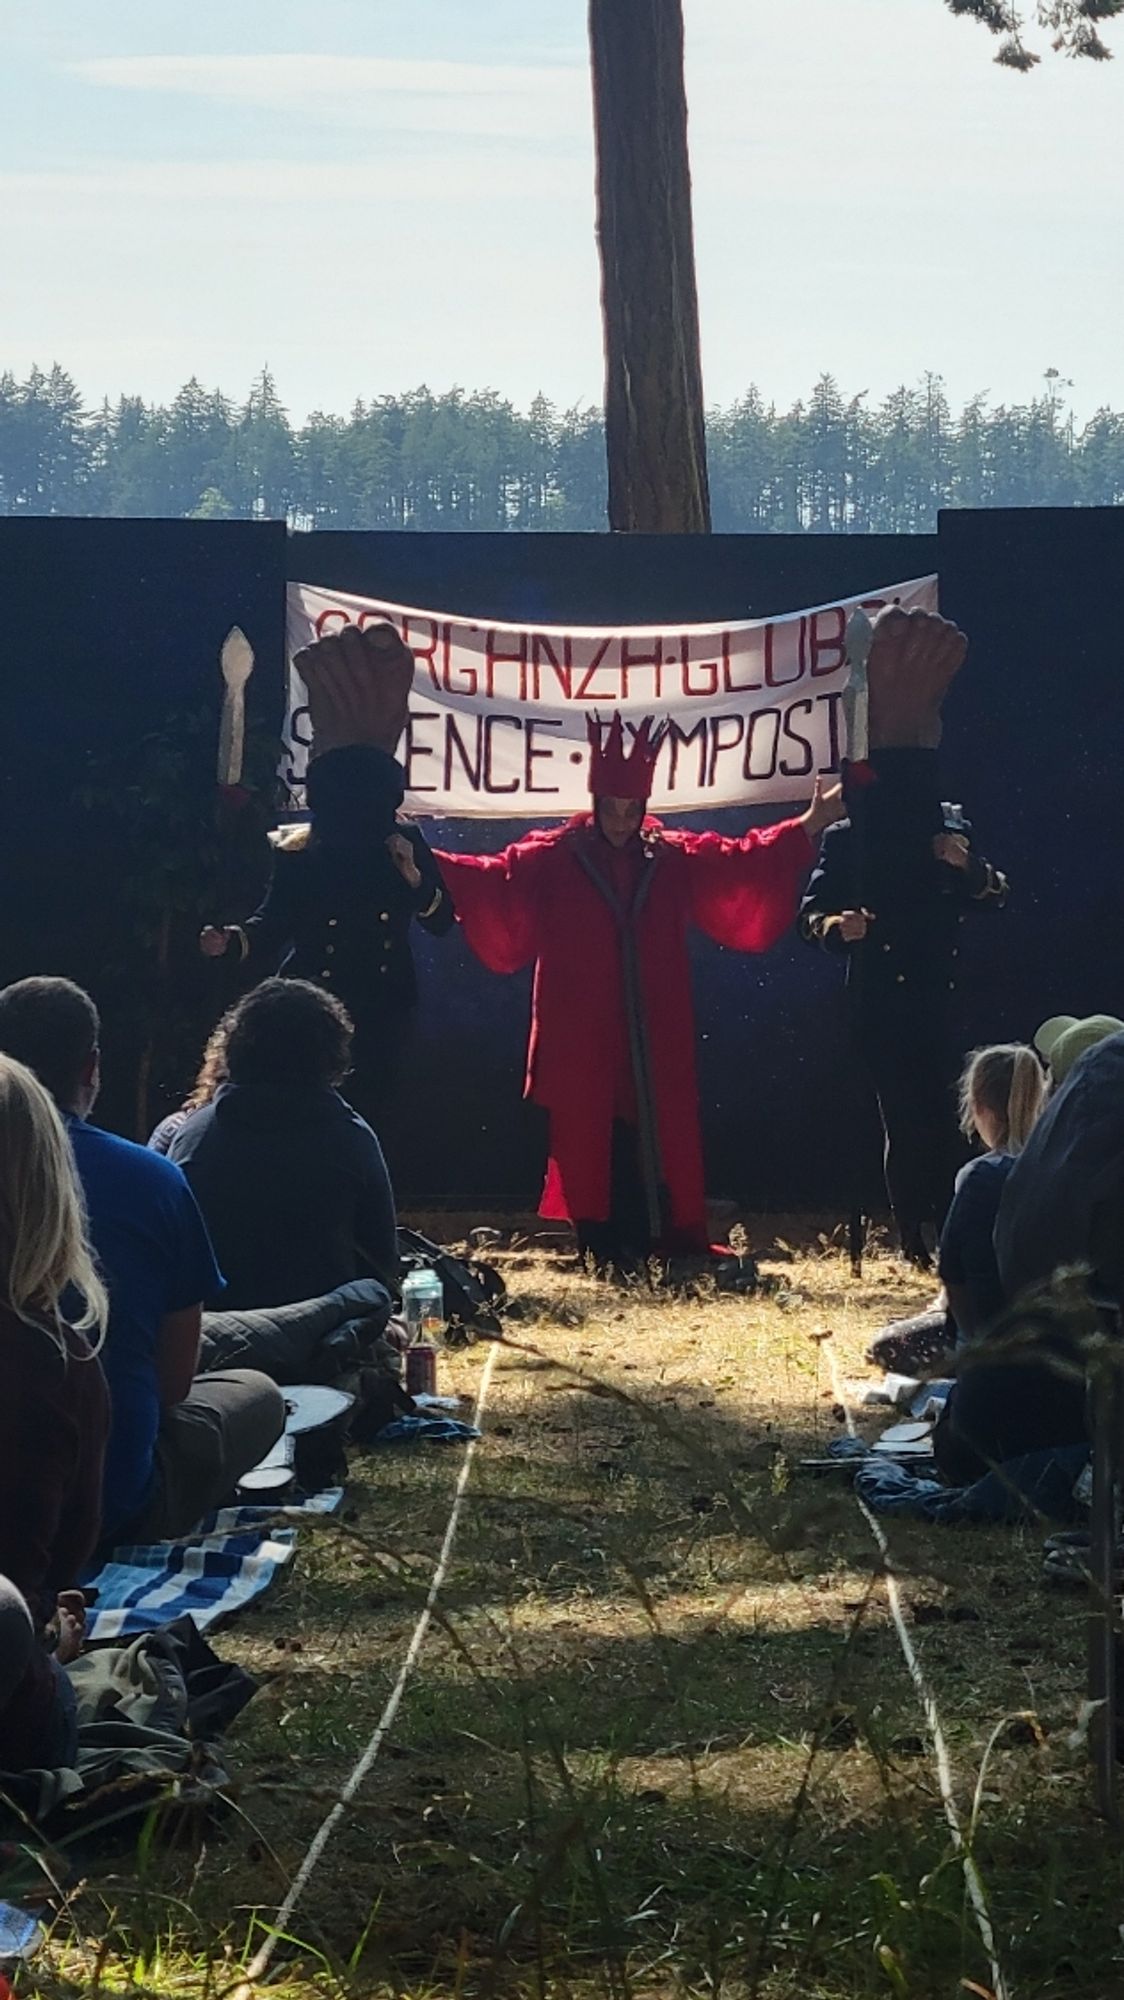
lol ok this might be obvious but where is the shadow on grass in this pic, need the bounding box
[33,1681,1120,2000]
[13,1262,1106,2000]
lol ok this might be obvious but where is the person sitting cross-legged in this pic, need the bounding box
[938,1043,1046,1344]
[927,1035,1121,1486]
[0,1053,110,1774]
[1032,1012,1124,1096]
[147,1014,231,1157]
[0,978,285,1548]
[868,1042,1047,1378]
[167,979,399,1309]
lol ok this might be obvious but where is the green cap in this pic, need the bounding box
[1034,1014,1124,1084]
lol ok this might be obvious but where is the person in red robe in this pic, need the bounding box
[436,717,842,1266]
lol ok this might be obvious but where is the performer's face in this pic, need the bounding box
[314,793,397,850]
[597,796,644,849]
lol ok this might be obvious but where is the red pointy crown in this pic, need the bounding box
[586,712,666,801]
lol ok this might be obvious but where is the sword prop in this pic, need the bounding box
[842,607,873,772]
[217,626,255,790]
[842,606,874,1278]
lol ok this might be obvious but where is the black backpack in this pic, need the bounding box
[397,1227,506,1338]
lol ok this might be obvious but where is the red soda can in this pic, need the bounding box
[406,1341,437,1397]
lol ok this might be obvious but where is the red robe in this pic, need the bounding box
[436,815,812,1249]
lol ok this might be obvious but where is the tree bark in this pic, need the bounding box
[588,0,711,533]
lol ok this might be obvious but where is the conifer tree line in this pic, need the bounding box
[2,362,1121,532]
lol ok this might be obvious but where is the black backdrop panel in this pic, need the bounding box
[0,519,287,1129]
[937,509,1124,1055]
[0,516,286,895]
[289,530,938,1208]
[288,528,934,626]
[2,515,1116,1214]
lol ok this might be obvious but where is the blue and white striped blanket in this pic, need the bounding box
[84,1489,343,1642]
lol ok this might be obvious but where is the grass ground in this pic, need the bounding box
[16,1220,1124,1999]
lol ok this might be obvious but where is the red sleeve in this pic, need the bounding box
[434,838,549,975]
[682,818,814,951]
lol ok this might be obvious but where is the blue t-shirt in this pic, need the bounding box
[937,1151,1016,1335]
[67,1118,224,1537]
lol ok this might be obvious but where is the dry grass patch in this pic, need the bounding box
[16,1223,1124,2000]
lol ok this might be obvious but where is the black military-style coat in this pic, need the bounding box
[234,820,454,1023]
[799,802,1008,1012]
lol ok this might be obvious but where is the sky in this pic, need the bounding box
[1,0,1121,424]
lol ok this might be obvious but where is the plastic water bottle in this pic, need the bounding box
[402,1269,445,1396]
[402,1268,445,1344]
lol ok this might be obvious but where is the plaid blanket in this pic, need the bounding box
[84,1489,343,1642]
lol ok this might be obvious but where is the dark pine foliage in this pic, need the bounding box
[2,363,1123,532]
[946,0,1123,68]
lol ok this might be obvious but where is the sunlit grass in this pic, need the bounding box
[7,1222,1121,1998]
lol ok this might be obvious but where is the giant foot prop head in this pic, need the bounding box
[866,605,967,750]
[293,621,415,759]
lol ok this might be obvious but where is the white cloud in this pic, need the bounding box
[69,53,589,140]
[0,144,605,419]
[4,0,1119,421]
[0,152,577,208]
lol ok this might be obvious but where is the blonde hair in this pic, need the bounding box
[0,1054,108,1342]
[958,1043,1045,1155]
[183,1013,233,1113]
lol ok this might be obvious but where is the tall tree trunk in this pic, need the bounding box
[588,0,711,533]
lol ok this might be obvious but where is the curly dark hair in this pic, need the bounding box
[222,979,354,1093]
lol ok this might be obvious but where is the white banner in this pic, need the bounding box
[284,574,938,819]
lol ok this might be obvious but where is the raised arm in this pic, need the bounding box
[685,780,842,952]
[434,836,551,975]
[386,826,456,937]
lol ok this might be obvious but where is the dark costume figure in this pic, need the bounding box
[800,746,1008,1261]
[436,716,835,1267]
[228,748,452,1126]
[202,627,454,1146]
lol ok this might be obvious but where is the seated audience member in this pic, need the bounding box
[930,1033,1123,1485]
[0,1053,109,1773]
[148,1016,231,1156]
[866,1292,953,1380]
[0,978,285,1546]
[996,1026,1124,1305]
[169,979,398,1309]
[868,1042,1045,1375]
[938,1043,1046,1339]
[1033,1012,1123,1092]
